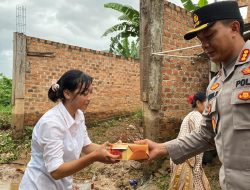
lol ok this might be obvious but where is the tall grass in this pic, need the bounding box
[0,105,12,130]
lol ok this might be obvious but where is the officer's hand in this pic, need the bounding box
[134,139,168,160]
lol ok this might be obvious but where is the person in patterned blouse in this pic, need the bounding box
[168,92,211,190]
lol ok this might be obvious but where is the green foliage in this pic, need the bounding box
[0,73,12,106]
[156,175,171,190]
[111,37,139,59]
[198,0,208,8]
[23,126,33,139]
[131,108,143,120]
[89,116,121,129]
[0,105,12,130]
[89,109,142,129]
[181,0,208,11]
[0,131,17,163]
[103,3,139,59]
[0,104,12,114]
[0,127,32,163]
[0,74,12,129]
[0,112,11,130]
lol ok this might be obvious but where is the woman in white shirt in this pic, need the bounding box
[19,69,119,190]
[168,92,211,190]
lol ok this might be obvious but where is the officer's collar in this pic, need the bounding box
[222,57,237,77]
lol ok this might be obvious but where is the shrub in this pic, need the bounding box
[0,105,11,130]
[0,126,32,163]
[0,73,12,129]
[0,73,12,106]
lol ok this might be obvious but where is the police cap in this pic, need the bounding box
[184,1,243,40]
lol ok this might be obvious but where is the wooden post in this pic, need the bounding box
[12,32,26,139]
[140,0,164,141]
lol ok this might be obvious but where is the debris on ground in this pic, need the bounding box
[0,113,221,189]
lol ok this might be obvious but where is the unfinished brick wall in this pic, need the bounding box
[14,1,212,138]
[159,2,209,141]
[23,36,140,125]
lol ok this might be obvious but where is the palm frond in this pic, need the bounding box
[102,22,128,37]
[103,2,139,58]
[118,14,129,21]
[104,3,139,24]
[103,22,139,38]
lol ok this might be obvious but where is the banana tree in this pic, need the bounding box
[111,37,139,58]
[102,3,139,58]
[181,0,208,11]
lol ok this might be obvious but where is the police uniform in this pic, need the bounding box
[166,2,250,190]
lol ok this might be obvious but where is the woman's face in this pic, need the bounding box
[65,83,93,112]
[196,100,206,114]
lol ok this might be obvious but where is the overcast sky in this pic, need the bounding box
[0,0,183,78]
[0,0,247,78]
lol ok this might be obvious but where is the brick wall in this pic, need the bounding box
[159,2,209,141]
[16,1,211,135]
[24,36,141,125]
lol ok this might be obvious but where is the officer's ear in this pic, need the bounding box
[231,21,241,36]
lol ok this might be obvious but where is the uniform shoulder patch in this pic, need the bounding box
[238,91,250,100]
[210,82,220,90]
[239,49,250,62]
[241,66,250,75]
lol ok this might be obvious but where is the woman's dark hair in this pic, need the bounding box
[188,92,206,108]
[48,69,93,102]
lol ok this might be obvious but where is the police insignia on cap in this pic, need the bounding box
[241,66,250,75]
[210,82,219,90]
[184,1,243,40]
[239,49,250,62]
[193,14,200,27]
[238,91,250,100]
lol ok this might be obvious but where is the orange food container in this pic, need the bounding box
[109,143,149,160]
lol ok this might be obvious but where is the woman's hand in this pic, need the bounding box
[50,142,119,180]
[94,142,120,164]
[134,139,168,160]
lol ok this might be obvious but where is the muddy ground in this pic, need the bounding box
[0,114,221,189]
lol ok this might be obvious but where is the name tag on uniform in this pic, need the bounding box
[235,78,250,88]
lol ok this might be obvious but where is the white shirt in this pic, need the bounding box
[19,102,92,190]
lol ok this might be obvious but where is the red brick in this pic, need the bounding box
[23,36,141,125]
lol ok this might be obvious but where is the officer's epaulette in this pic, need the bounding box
[236,47,250,65]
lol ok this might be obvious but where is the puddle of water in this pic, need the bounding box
[0,183,19,190]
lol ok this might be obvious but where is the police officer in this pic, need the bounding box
[136,1,250,189]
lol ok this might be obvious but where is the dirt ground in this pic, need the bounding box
[0,114,221,190]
